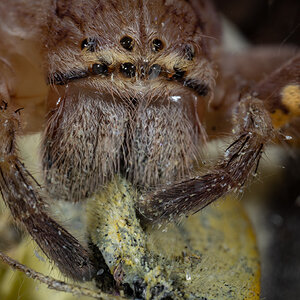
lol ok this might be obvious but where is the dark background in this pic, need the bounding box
[215,1,299,299]
[215,0,300,46]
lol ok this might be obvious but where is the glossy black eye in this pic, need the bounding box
[172,68,185,80]
[184,44,195,61]
[152,39,164,52]
[148,64,162,79]
[120,63,136,78]
[120,36,134,51]
[81,38,97,52]
[91,63,108,75]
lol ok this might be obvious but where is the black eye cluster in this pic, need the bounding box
[52,37,205,95]
[117,36,165,79]
[80,36,194,81]
[119,35,165,53]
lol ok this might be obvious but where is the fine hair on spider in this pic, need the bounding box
[0,0,299,299]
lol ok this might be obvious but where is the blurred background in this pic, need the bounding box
[214,0,300,299]
[215,0,300,46]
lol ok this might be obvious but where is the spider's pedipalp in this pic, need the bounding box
[139,53,300,223]
[0,104,95,281]
[0,251,122,300]
[139,96,273,222]
[139,95,274,222]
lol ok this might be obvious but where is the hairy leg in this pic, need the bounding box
[0,102,95,281]
[0,251,121,300]
[140,96,273,221]
[140,53,300,222]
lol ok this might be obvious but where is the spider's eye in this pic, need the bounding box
[148,64,162,79]
[120,63,136,78]
[172,68,185,80]
[152,39,164,52]
[184,44,195,61]
[120,36,134,51]
[81,38,97,52]
[91,63,108,75]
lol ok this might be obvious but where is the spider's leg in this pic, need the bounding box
[0,103,95,281]
[140,96,273,221]
[140,53,300,222]
[0,251,123,300]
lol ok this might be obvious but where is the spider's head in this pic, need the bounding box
[45,0,217,104]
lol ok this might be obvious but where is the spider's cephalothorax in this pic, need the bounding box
[0,0,299,298]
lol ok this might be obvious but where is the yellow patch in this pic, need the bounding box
[271,109,292,129]
[271,84,300,128]
[282,84,300,116]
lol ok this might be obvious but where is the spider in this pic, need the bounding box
[0,0,299,299]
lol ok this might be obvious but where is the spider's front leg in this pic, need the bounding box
[140,54,300,222]
[140,96,274,221]
[0,102,95,281]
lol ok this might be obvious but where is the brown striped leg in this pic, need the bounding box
[140,53,300,222]
[139,95,275,222]
[0,102,95,281]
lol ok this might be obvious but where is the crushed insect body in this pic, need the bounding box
[85,177,260,299]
